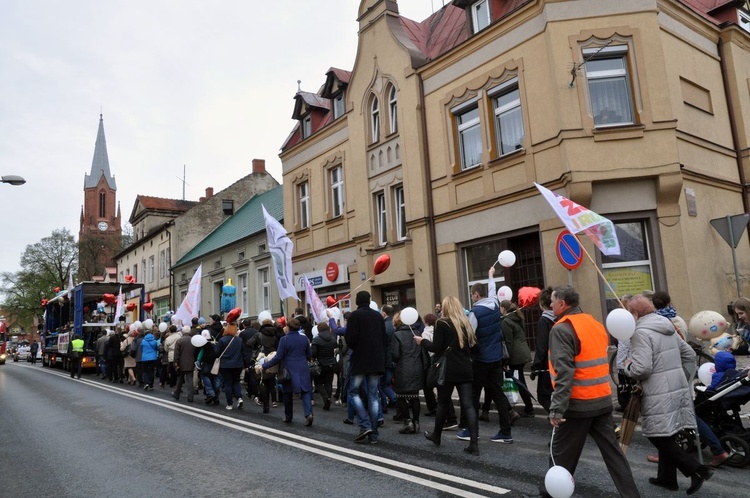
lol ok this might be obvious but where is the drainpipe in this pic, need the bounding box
[718,36,749,215]
[165,221,174,312]
[418,73,441,305]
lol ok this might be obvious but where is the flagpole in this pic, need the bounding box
[574,234,625,309]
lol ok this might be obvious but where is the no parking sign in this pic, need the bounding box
[556,230,583,270]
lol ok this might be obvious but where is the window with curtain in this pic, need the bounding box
[491,79,524,155]
[584,46,635,127]
[454,101,482,170]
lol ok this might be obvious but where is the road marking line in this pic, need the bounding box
[21,364,510,495]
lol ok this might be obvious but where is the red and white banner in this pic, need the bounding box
[303,275,326,324]
[534,182,621,256]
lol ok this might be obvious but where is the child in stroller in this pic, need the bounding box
[694,355,750,468]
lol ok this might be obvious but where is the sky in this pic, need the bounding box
[0,0,442,276]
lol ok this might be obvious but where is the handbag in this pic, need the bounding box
[503,376,520,405]
[277,366,292,383]
[308,359,321,377]
[212,336,235,375]
[426,347,451,388]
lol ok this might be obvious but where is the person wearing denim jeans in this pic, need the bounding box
[345,291,387,443]
[349,373,382,441]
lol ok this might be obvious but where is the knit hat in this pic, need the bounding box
[356,291,371,306]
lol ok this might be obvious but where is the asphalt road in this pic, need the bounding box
[0,362,746,497]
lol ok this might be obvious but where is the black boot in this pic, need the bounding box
[399,421,415,434]
[424,431,441,446]
[687,466,713,495]
[464,440,480,456]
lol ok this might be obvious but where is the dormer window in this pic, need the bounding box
[739,9,750,34]
[302,115,312,138]
[471,0,491,33]
[333,93,345,119]
[222,199,234,215]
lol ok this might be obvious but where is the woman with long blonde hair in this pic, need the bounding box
[415,296,480,455]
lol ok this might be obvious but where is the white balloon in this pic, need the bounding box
[544,465,575,498]
[497,250,517,268]
[698,362,716,386]
[143,319,154,330]
[401,307,419,326]
[497,286,513,302]
[133,320,143,331]
[158,322,168,333]
[191,334,207,348]
[370,301,379,311]
[605,308,636,341]
[258,310,273,323]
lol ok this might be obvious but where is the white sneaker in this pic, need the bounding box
[226,405,233,411]
[237,398,243,409]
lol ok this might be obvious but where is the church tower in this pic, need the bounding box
[78,114,122,281]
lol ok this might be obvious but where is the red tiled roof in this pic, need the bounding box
[137,195,197,213]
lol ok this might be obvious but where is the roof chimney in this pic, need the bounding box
[252,158,266,174]
[200,187,214,202]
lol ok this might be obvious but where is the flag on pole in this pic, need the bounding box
[262,204,298,301]
[173,264,203,326]
[303,275,326,323]
[114,286,124,323]
[534,182,621,256]
[67,272,74,299]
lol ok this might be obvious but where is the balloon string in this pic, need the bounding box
[550,426,557,467]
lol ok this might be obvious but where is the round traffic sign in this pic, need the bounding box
[556,230,583,270]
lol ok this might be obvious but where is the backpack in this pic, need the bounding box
[129,338,138,358]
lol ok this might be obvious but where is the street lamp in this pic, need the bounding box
[1,175,26,186]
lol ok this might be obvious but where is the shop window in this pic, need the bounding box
[601,220,654,313]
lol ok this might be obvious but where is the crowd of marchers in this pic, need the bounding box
[52,274,740,497]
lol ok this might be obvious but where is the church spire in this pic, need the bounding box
[84,114,117,190]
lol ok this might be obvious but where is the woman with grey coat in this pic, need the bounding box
[625,294,712,495]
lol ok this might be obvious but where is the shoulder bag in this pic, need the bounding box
[212,336,234,375]
[426,346,451,388]
[276,339,291,383]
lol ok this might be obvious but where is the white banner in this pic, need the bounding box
[114,286,124,323]
[262,204,298,301]
[303,275,326,323]
[173,264,202,326]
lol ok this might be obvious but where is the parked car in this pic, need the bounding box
[14,344,30,362]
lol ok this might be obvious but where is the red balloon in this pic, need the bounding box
[54,287,61,293]
[102,293,116,305]
[126,303,136,312]
[143,302,154,312]
[373,254,391,275]
[518,287,542,308]
[326,296,337,307]
[41,299,48,307]
[226,307,242,323]
[277,316,287,327]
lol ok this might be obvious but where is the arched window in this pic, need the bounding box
[99,191,106,217]
[388,85,398,134]
[370,96,380,143]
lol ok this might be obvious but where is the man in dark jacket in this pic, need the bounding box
[345,291,387,444]
[531,287,554,413]
[173,326,196,402]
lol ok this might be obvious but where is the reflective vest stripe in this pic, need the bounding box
[549,313,611,400]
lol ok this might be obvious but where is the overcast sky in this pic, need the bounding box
[0,0,440,276]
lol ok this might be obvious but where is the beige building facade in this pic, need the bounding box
[281,0,750,323]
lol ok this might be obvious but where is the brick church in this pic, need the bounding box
[78,114,123,281]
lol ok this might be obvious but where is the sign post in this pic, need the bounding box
[710,213,750,297]
[556,230,583,286]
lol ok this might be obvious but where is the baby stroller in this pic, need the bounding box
[693,368,750,468]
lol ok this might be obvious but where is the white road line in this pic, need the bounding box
[19,363,510,495]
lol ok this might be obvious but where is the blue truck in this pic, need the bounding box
[42,281,145,371]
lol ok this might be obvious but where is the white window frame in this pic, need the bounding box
[370,96,380,143]
[739,10,750,34]
[299,181,310,229]
[141,259,146,284]
[330,166,344,218]
[388,85,398,134]
[394,186,406,240]
[302,115,312,138]
[258,266,270,312]
[238,272,248,314]
[375,191,387,246]
[148,255,155,283]
[453,98,482,170]
[471,0,491,33]
[333,93,345,119]
[583,45,635,127]
[489,78,524,155]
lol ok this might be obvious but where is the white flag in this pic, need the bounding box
[67,272,74,299]
[173,264,203,326]
[262,204,298,301]
[114,286,124,323]
[303,275,326,323]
